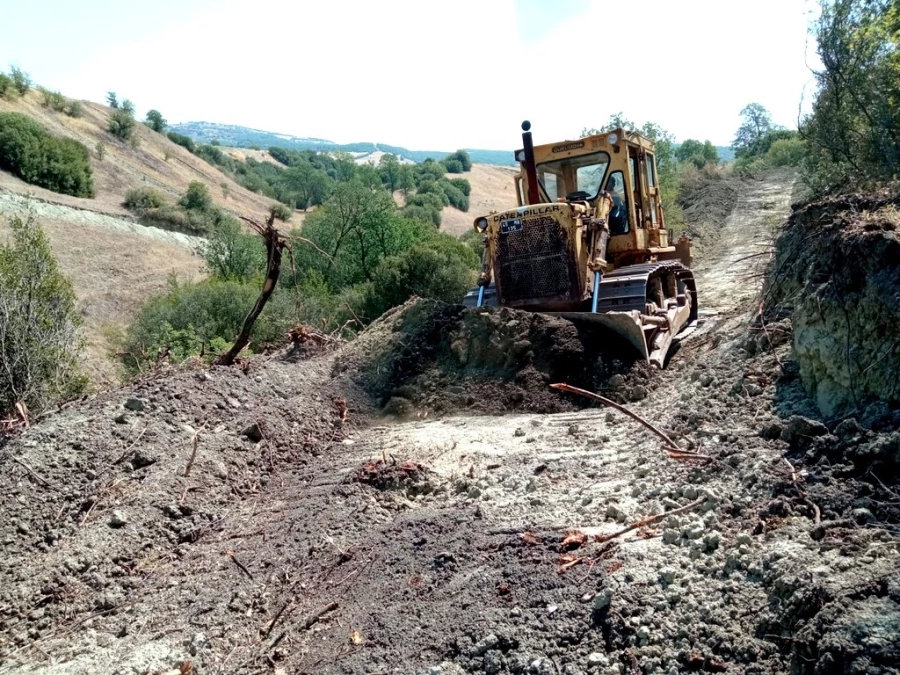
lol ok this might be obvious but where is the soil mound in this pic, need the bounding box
[335,299,651,415]
[766,188,900,416]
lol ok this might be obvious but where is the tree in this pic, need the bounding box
[800,0,900,188]
[122,99,135,115]
[379,153,402,193]
[0,211,86,416]
[676,139,719,168]
[201,216,266,283]
[145,109,167,133]
[732,103,774,158]
[106,91,119,108]
[108,108,136,142]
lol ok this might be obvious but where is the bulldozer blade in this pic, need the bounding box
[551,310,650,363]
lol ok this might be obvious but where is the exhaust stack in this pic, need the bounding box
[521,121,540,205]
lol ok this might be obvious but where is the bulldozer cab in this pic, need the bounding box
[514,129,671,261]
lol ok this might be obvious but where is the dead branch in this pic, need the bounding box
[217,214,287,366]
[300,601,339,630]
[184,425,205,477]
[549,383,712,461]
[595,497,705,543]
[11,456,57,489]
[227,550,254,580]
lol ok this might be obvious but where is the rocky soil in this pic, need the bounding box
[1,175,898,675]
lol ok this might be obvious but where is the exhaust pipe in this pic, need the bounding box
[521,121,540,205]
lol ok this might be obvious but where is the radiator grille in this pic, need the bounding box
[496,215,577,303]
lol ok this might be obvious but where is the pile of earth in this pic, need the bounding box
[334,299,654,416]
[677,168,741,255]
[765,186,900,417]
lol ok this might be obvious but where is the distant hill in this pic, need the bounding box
[716,146,735,162]
[169,122,517,167]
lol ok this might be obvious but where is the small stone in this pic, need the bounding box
[593,587,613,611]
[636,625,651,645]
[15,520,30,536]
[510,607,522,617]
[699,373,714,387]
[124,398,145,412]
[108,510,128,528]
[212,462,228,479]
[514,428,526,437]
[609,374,625,389]
[483,649,504,674]
[240,423,263,442]
[581,593,593,602]
[471,633,499,656]
[681,485,698,500]
[546,604,558,615]
[113,412,128,424]
[658,567,676,585]
[568,424,580,436]
[188,631,207,656]
[703,531,720,552]
[587,652,608,667]
[226,397,242,409]
[851,508,875,524]
[467,485,482,499]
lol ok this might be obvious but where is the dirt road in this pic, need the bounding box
[2,175,897,675]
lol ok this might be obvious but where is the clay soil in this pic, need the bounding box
[1,176,898,675]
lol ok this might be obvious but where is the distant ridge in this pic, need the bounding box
[169,122,517,167]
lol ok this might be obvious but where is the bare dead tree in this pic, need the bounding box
[215,213,287,366]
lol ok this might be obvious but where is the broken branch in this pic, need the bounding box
[595,497,705,544]
[549,383,712,461]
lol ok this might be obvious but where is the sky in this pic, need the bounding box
[0,0,821,151]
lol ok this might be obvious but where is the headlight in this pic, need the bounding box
[475,217,488,232]
[608,132,618,145]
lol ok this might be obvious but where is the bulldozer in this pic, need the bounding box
[463,121,697,368]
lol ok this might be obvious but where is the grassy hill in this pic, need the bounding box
[170,121,517,167]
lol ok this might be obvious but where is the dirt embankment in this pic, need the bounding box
[1,175,898,675]
[765,188,900,417]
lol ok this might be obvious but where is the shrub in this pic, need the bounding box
[64,100,83,118]
[123,187,167,214]
[449,177,471,196]
[95,141,105,161]
[270,203,293,222]
[0,73,12,98]
[443,150,472,172]
[0,212,86,416]
[443,158,464,174]
[39,88,67,112]
[179,181,213,212]
[9,66,30,96]
[167,131,195,153]
[139,205,211,235]
[0,112,94,197]
[123,278,286,369]
[361,238,477,318]
[108,108,136,142]
[766,137,807,167]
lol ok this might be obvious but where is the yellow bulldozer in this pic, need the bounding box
[463,121,697,367]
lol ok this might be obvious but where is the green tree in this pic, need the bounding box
[145,109,167,133]
[0,73,12,99]
[676,139,719,168]
[200,217,266,283]
[0,211,86,415]
[106,91,118,108]
[801,0,900,188]
[9,66,30,96]
[281,162,331,210]
[732,103,773,158]
[122,99,135,115]
[123,187,167,214]
[379,153,402,193]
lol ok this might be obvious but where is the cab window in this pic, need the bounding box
[604,170,630,235]
[646,153,657,187]
[537,151,610,201]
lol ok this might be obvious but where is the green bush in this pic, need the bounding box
[9,67,30,96]
[123,187,167,214]
[449,178,471,196]
[443,159,464,174]
[270,203,293,221]
[0,73,12,98]
[39,88,67,112]
[0,212,86,415]
[0,112,94,197]
[766,137,807,167]
[361,237,477,318]
[123,278,286,370]
[139,205,213,235]
[64,100,83,118]
[443,150,472,172]
[179,181,213,212]
[108,108,136,142]
[167,131,195,153]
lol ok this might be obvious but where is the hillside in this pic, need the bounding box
[439,164,519,236]
[170,121,517,167]
[0,92,290,386]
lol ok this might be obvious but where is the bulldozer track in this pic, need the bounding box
[595,260,698,322]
